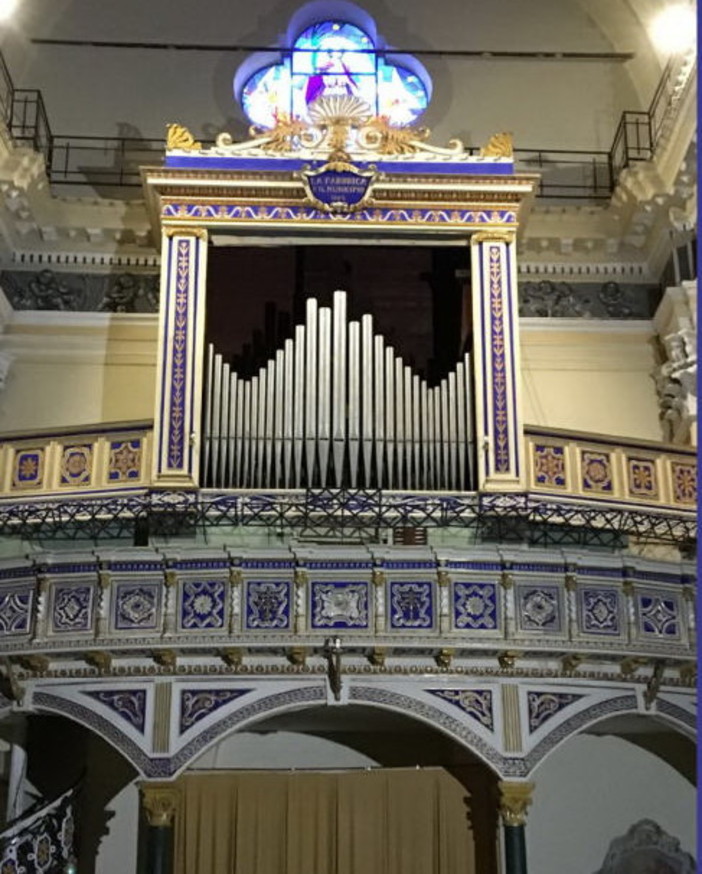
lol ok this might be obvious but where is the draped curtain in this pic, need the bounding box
[175,768,477,874]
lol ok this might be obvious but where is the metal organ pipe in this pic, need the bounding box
[202,291,476,492]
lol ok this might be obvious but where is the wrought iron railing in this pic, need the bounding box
[0,52,690,198]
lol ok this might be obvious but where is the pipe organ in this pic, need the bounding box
[203,291,475,491]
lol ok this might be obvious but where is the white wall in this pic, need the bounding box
[0,0,645,149]
[528,733,696,874]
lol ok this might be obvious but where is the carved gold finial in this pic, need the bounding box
[498,781,535,826]
[480,131,513,158]
[141,784,180,827]
[166,123,202,151]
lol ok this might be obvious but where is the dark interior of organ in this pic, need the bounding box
[202,244,475,490]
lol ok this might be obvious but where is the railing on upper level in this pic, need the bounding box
[0,50,690,200]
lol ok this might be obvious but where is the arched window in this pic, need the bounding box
[237,10,431,128]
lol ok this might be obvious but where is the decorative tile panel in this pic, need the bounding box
[0,587,33,635]
[108,440,143,481]
[636,591,681,640]
[83,689,147,732]
[625,457,658,499]
[245,580,291,630]
[671,462,696,505]
[59,445,93,487]
[452,582,499,630]
[179,689,251,733]
[12,449,44,490]
[179,580,226,631]
[51,585,94,633]
[113,582,160,631]
[533,444,567,488]
[581,450,613,493]
[388,581,433,629]
[427,689,494,731]
[311,581,369,629]
[516,584,562,633]
[577,587,621,636]
[527,691,584,732]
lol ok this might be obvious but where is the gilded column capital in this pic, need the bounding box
[498,780,535,826]
[141,783,181,827]
[470,230,516,245]
[163,227,209,242]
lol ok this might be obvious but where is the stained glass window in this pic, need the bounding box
[238,15,431,128]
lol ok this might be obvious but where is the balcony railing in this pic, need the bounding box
[0,50,689,200]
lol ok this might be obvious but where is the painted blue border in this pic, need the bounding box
[164,155,514,176]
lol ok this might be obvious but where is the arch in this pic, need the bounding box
[169,684,515,779]
[523,694,695,776]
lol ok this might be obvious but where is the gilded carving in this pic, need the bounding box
[435,648,453,668]
[368,647,386,667]
[498,651,520,669]
[163,227,208,241]
[141,783,180,827]
[480,131,514,158]
[220,647,244,667]
[498,781,535,826]
[471,229,516,245]
[357,116,430,155]
[287,646,307,666]
[166,123,202,151]
[85,651,112,673]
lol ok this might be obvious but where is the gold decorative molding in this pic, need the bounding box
[471,230,516,245]
[498,650,520,670]
[498,781,535,826]
[166,123,202,151]
[141,783,180,827]
[85,651,112,673]
[163,226,209,241]
[480,131,514,158]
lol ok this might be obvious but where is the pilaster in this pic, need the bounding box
[152,228,209,486]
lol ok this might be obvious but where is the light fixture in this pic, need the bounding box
[650,3,696,55]
[0,0,18,22]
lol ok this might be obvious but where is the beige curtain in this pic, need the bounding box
[175,768,477,874]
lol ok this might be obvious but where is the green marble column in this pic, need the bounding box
[499,781,534,874]
[141,783,180,874]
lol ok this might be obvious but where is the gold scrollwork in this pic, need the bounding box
[166,123,202,152]
[498,781,535,826]
[480,131,514,158]
[471,230,516,245]
[141,783,181,827]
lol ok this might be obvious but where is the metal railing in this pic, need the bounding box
[0,52,687,200]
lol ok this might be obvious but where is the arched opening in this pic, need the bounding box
[527,712,696,874]
[177,702,500,873]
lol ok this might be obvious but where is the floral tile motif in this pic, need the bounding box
[671,462,696,505]
[427,689,493,731]
[453,582,498,630]
[113,582,160,631]
[0,587,33,636]
[527,692,584,732]
[578,587,620,636]
[179,689,251,733]
[180,580,225,631]
[626,456,658,499]
[108,439,142,481]
[245,580,291,630]
[311,581,369,628]
[637,592,680,639]
[517,584,562,633]
[83,689,147,732]
[52,585,94,633]
[581,450,613,492]
[60,444,93,487]
[533,444,567,488]
[12,449,44,490]
[389,581,433,629]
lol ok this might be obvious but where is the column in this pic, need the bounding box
[470,231,524,491]
[141,782,180,874]
[153,228,209,486]
[498,780,534,874]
